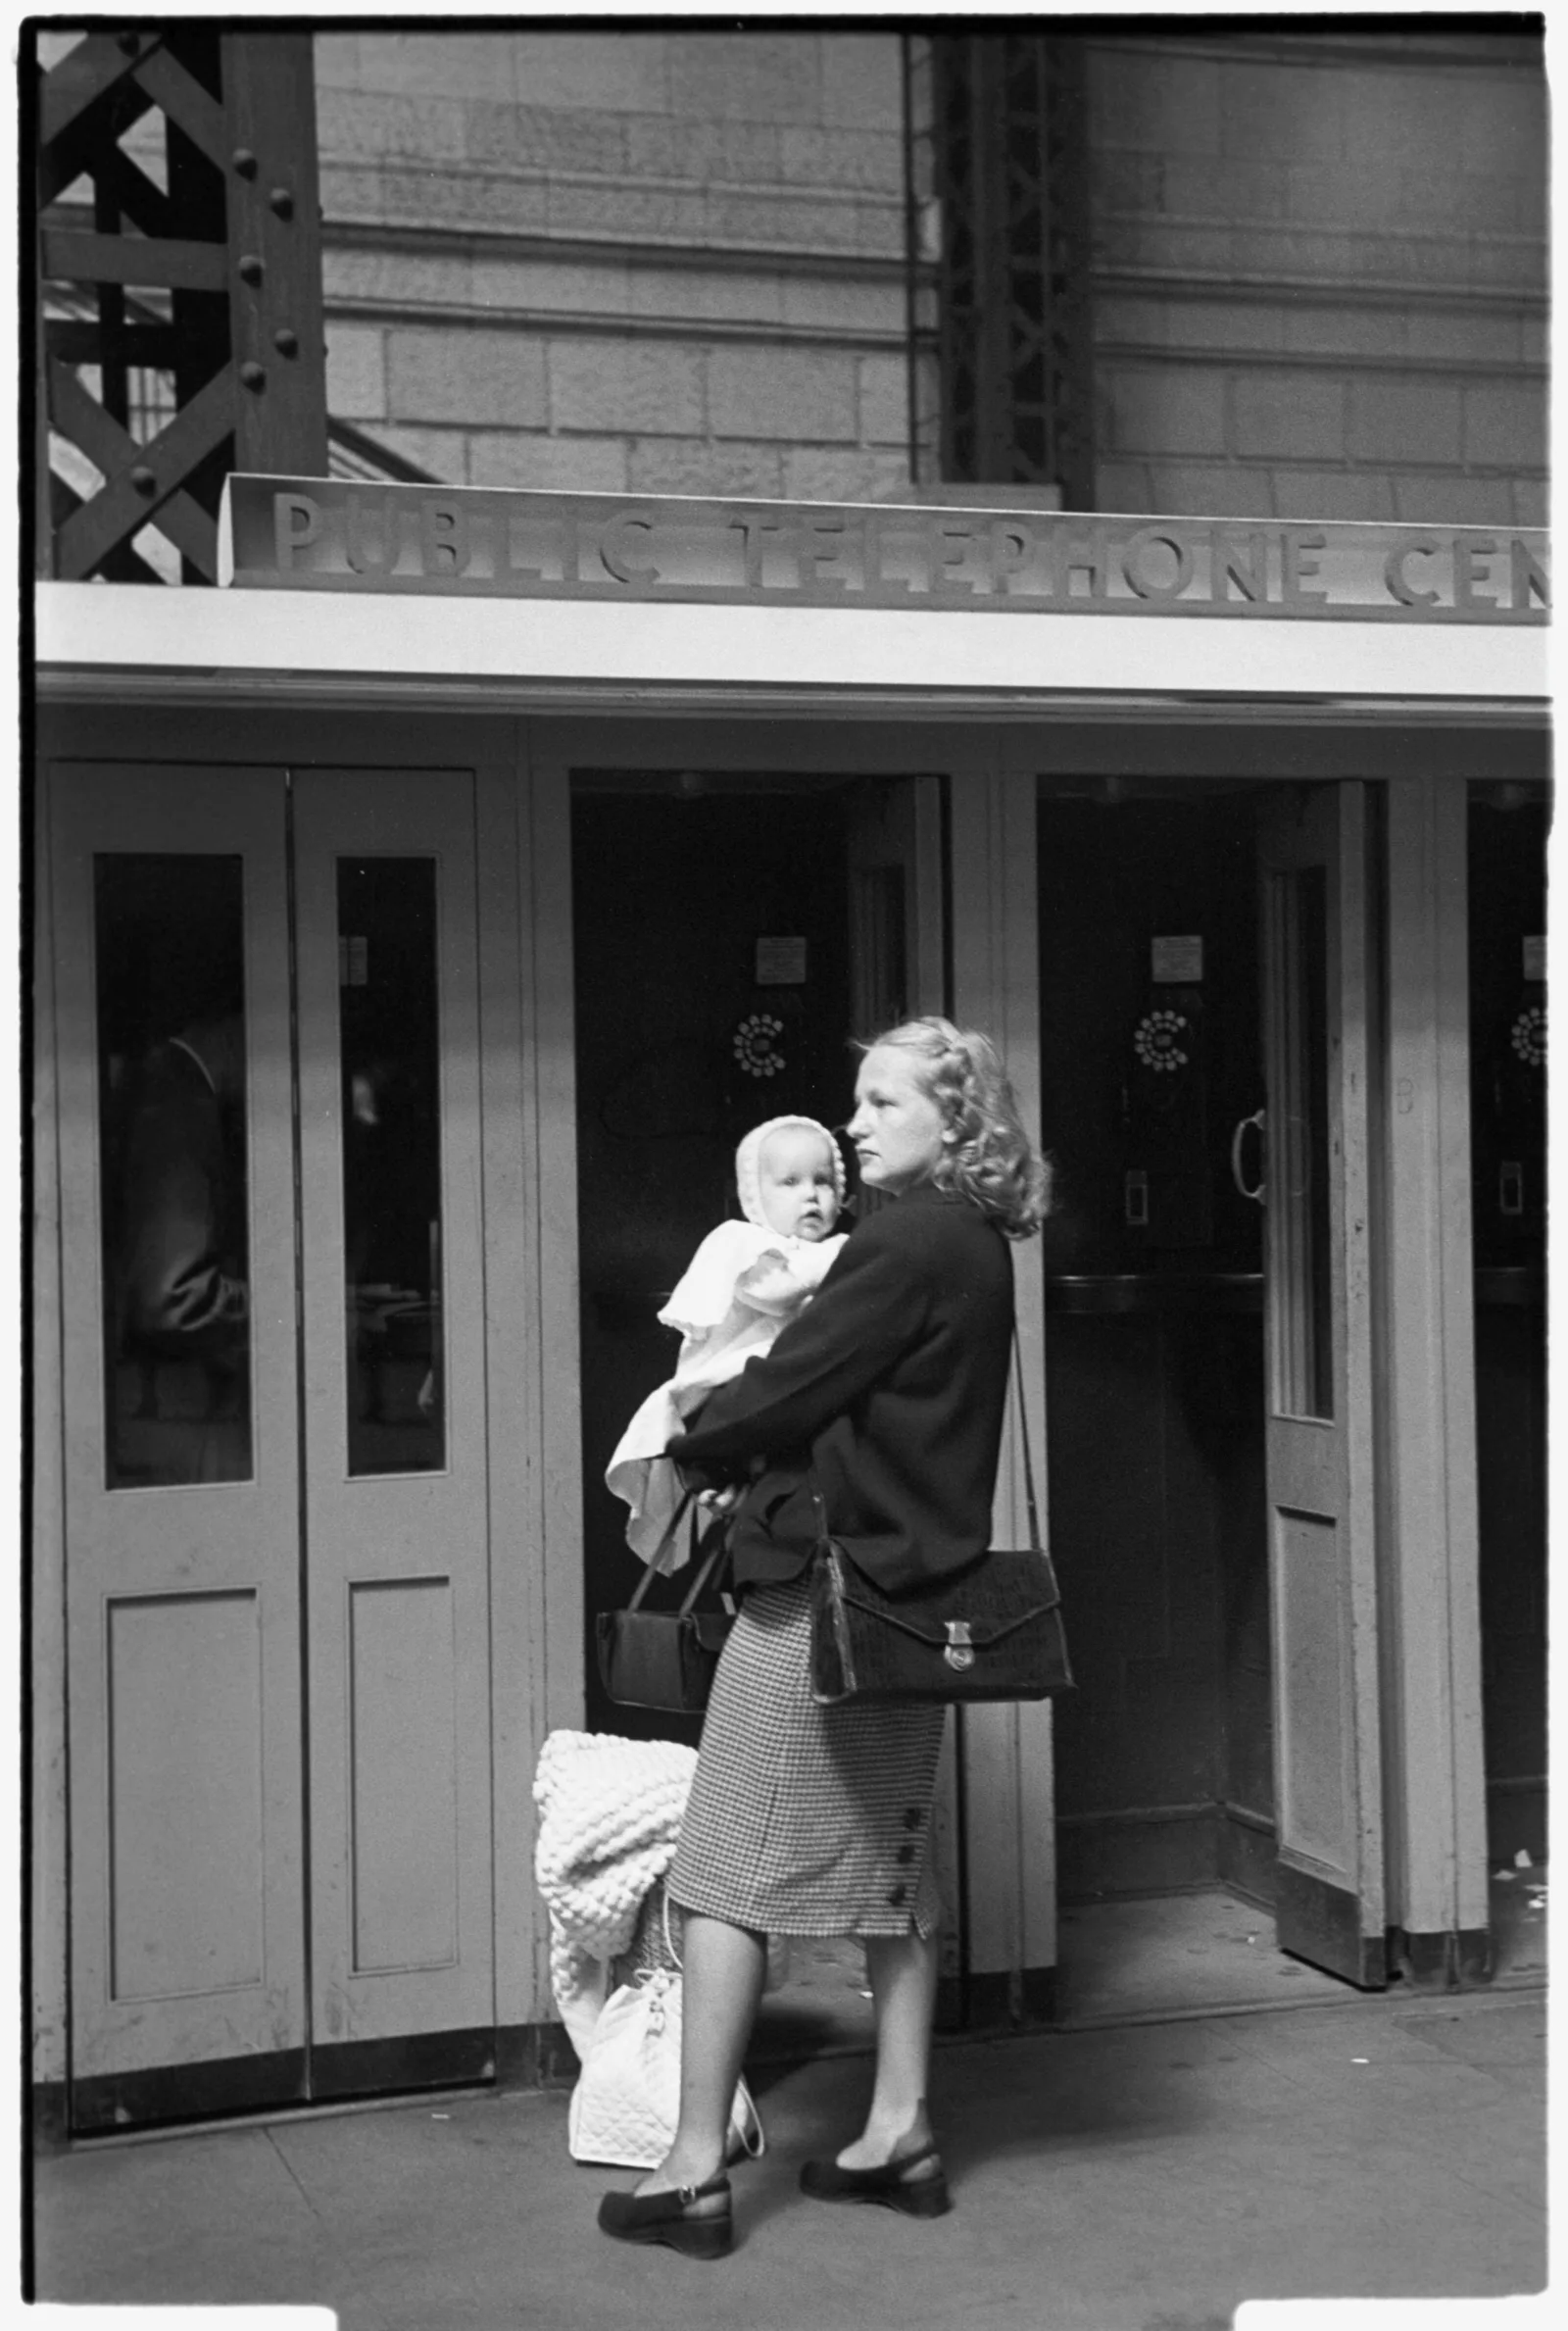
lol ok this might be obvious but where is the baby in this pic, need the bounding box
[606,1115,848,1566]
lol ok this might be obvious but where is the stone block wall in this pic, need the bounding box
[43,27,1544,523]
[1088,30,1547,524]
[316,28,916,500]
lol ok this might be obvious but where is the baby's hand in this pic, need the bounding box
[734,1250,805,1314]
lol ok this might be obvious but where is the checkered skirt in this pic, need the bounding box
[666,1574,946,1939]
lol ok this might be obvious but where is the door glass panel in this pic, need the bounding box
[1267,865,1333,1419]
[338,858,445,1475]
[95,854,253,1487]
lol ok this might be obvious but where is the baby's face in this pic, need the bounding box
[757,1128,840,1241]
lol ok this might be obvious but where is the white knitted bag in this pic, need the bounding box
[533,1729,697,2055]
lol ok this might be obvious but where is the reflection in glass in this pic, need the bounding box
[339,859,445,1475]
[96,855,253,1487]
[1267,866,1334,1420]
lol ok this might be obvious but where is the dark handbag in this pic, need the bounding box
[808,1334,1073,1708]
[596,1495,735,1714]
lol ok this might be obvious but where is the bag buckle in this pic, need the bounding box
[943,1620,975,1672]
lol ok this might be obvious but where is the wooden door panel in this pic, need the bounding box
[346,1576,461,1974]
[106,1588,267,2001]
[293,769,494,2055]
[1270,1508,1354,1871]
[1259,782,1385,1987]
[50,764,307,2106]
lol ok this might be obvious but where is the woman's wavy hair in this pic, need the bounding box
[860,1017,1052,1239]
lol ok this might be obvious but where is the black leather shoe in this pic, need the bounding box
[799,2141,952,2216]
[597,2170,733,2257]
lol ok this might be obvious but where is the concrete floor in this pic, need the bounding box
[32,1977,1545,2330]
[751,1871,1549,2055]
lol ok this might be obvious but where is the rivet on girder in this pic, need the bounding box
[239,361,267,390]
[269,187,295,221]
[232,149,258,179]
[238,255,265,285]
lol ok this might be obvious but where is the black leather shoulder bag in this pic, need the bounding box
[596,1495,735,1714]
[808,1334,1073,1708]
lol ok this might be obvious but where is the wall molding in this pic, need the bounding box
[41,198,907,291]
[1090,32,1543,75]
[1098,340,1545,385]
[1092,265,1546,318]
[322,155,904,220]
[321,298,1542,379]
[322,215,908,282]
[324,293,904,353]
[321,232,1547,322]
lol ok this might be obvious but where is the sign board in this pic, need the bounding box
[220,477,1549,624]
[755,937,808,985]
[1152,936,1204,983]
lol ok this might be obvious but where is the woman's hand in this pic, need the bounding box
[696,1482,743,1515]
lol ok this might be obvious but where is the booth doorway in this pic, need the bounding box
[571,770,941,1743]
[1468,782,1548,1877]
[48,762,496,2129]
[1040,777,1390,2014]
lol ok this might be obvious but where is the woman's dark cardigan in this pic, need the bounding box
[667,1181,1014,1597]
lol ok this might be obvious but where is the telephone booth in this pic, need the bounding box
[31,480,1548,2131]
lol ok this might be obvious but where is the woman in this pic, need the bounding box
[597,1017,1049,2259]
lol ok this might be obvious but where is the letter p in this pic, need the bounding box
[274,492,320,570]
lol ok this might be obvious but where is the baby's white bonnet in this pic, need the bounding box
[734,1115,846,1227]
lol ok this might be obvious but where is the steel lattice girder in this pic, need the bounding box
[32,26,327,581]
[926,32,1095,505]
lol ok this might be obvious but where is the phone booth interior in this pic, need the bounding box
[1035,769,1548,2010]
[573,774,856,1746]
[1037,782,1277,1988]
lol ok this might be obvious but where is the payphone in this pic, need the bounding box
[1121,934,1213,1250]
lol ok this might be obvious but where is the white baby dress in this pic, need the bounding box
[605,1216,846,1566]
[606,1113,849,1568]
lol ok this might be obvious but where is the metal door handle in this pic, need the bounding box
[1231,1109,1266,1204]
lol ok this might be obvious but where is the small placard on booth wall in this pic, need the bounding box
[756,935,808,985]
[338,935,368,987]
[1523,935,1545,981]
[1152,935,1203,984]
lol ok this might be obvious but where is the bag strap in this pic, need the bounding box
[624,1494,731,1614]
[677,1513,732,1615]
[1011,1326,1044,1556]
[808,1333,1042,1555]
[624,1489,694,1609]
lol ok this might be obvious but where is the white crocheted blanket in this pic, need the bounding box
[533,1728,697,2058]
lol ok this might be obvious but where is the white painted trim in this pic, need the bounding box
[1378,777,1489,1939]
[525,757,586,1743]
[34,583,1548,706]
[30,783,69,2090]
[475,739,548,2033]
[950,756,1055,1981]
[514,743,585,2024]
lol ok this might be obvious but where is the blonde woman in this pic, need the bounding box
[598,1018,1049,2259]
